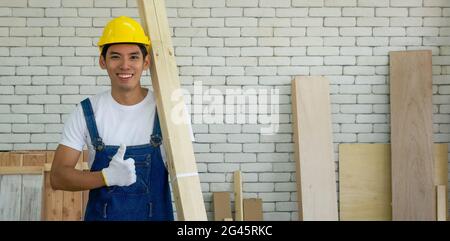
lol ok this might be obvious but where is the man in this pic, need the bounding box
[51,16,190,221]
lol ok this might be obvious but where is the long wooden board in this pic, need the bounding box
[137,0,206,220]
[291,76,338,221]
[390,50,435,220]
[0,166,44,175]
[234,171,243,221]
[339,143,448,221]
[434,144,448,221]
[437,185,447,221]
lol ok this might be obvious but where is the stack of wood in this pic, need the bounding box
[212,171,263,221]
[338,51,448,221]
[291,50,448,221]
[0,150,89,221]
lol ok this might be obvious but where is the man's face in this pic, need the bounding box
[99,44,150,92]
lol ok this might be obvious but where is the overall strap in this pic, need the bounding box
[150,109,162,147]
[80,98,105,152]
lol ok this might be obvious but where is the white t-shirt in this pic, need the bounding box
[60,89,194,168]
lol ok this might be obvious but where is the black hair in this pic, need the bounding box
[101,43,148,60]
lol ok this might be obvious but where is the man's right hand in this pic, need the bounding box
[101,144,136,187]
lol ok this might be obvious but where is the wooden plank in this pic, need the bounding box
[10,153,23,166]
[62,153,84,221]
[0,166,44,175]
[82,150,89,220]
[243,198,263,221]
[81,189,89,220]
[339,144,392,221]
[42,150,63,221]
[23,153,46,166]
[0,152,24,167]
[46,151,55,163]
[0,175,22,220]
[234,171,243,221]
[43,151,87,221]
[437,185,447,221]
[390,50,435,220]
[339,143,447,221]
[0,152,10,166]
[20,174,44,221]
[434,144,448,221]
[137,0,206,220]
[291,76,338,221]
[42,171,63,221]
[1,152,22,166]
[434,144,448,186]
[62,191,82,221]
[43,162,88,172]
[213,192,232,221]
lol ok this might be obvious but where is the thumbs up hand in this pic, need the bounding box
[101,144,137,187]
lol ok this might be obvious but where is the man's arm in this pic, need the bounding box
[50,144,105,191]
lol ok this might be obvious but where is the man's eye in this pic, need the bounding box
[110,55,119,59]
[131,55,140,60]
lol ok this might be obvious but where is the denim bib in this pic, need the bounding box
[80,98,173,221]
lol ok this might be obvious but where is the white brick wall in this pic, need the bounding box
[1,0,450,221]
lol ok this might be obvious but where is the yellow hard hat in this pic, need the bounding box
[98,16,150,52]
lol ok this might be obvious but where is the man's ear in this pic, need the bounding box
[143,54,150,70]
[99,55,107,69]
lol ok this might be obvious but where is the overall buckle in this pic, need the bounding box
[150,134,162,147]
[95,138,105,152]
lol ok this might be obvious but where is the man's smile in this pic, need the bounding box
[117,73,134,81]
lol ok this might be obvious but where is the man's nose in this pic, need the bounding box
[120,59,131,69]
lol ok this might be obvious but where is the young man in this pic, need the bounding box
[51,16,190,221]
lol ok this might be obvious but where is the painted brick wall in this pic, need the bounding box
[0,0,450,220]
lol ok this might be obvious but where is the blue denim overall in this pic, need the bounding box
[80,98,174,221]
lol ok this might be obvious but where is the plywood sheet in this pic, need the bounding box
[243,198,263,221]
[291,76,338,221]
[213,192,232,221]
[390,50,435,220]
[339,144,391,221]
[339,143,448,221]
